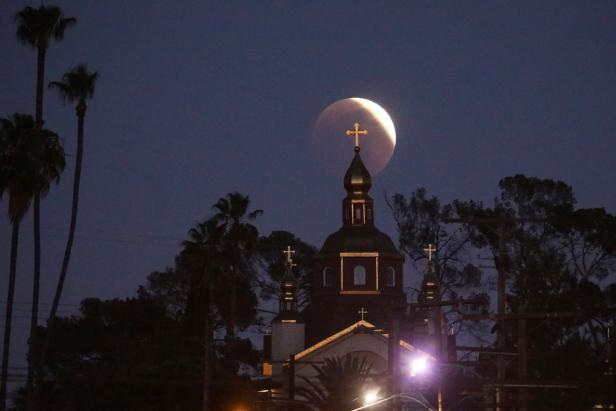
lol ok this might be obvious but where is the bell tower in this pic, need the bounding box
[301,123,406,346]
[270,246,305,378]
[342,123,375,228]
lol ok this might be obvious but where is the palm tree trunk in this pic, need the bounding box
[25,196,41,410]
[35,45,46,124]
[37,109,85,372]
[202,280,215,411]
[0,221,21,411]
[227,270,237,343]
[25,44,47,408]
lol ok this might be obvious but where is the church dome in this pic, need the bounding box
[344,147,372,195]
[319,225,399,255]
[317,141,401,257]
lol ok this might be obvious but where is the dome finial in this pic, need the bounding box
[345,122,368,149]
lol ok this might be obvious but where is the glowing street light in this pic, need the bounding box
[409,356,429,377]
[364,389,380,405]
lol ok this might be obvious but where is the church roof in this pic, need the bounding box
[294,319,434,361]
[318,225,401,256]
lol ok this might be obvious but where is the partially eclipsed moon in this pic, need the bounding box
[312,97,397,176]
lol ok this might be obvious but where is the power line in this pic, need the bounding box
[0,300,81,307]
[22,224,184,242]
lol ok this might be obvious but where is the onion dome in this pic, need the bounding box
[344,147,372,196]
[318,140,401,255]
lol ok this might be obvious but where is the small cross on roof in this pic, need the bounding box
[424,243,437,262]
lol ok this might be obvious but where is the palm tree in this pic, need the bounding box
[14,5,75,400]
[297,355,373,411]
[180,193,261,411]
[39,64,98,366]
[211,192,262,343]
[0,114,65,411]
[15,5,76,124]
[181,218,225,411]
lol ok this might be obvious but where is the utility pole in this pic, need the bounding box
[389,317,401,411]
[444,215,548,410]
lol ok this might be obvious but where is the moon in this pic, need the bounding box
[312,97,397,176]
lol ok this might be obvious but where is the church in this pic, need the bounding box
[260,123,437,409]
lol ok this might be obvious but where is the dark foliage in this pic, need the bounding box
[257,230,317,308]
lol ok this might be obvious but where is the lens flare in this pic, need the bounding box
[410,356,428,376]
[364,389,380,404]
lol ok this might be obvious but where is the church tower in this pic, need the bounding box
[302,123,406,345]
[270,247,305,377]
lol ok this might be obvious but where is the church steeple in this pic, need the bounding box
[342,123,374,227]
[274,246,301,322]
[419,244,439,302]
[279,246,299,313]
[303,121,405,346]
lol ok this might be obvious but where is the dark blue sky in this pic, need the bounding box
[2,1,615,367]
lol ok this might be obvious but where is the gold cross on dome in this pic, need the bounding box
[424,243,437,262]
[345,122,368,148]
[358,307,368,320]
[283,245,296,265]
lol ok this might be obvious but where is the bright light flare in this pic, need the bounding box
[409,356,429,376]
[364,390,380,405]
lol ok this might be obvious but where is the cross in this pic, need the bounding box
[424,243,437,262]
[283,245,296,265]
[345,122,368,148]
[358,307,368,320]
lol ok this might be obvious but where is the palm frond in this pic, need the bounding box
[0,113,65,222]
[14,5,76,49]
[49,64,99,104]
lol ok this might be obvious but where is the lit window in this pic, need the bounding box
[355,206,362,223]
[353,265,366,286]
[386,266,396,287]
[323,267,333,287]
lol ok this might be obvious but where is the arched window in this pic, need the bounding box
[386,266,396,287]
[353,265,366,286]
[355,206,363,223]
[323,267,333,288]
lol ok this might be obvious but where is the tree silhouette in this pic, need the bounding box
[257,230,316,308]
[0,114,65,411]
[179,192,261,411]
[210,192,262,343]
[14,7,75,406]
[39,63,99,378]
[297,355,373,411]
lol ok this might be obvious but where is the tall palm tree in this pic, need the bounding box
[39,64,98,365]
[211,192,262,343]
[15,5,76,124]
[14,5,75,400]
[0,114,65,411]
[181,218,225,411]
[180,193,261,411]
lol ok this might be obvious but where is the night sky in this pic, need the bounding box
[1,1,615,369]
